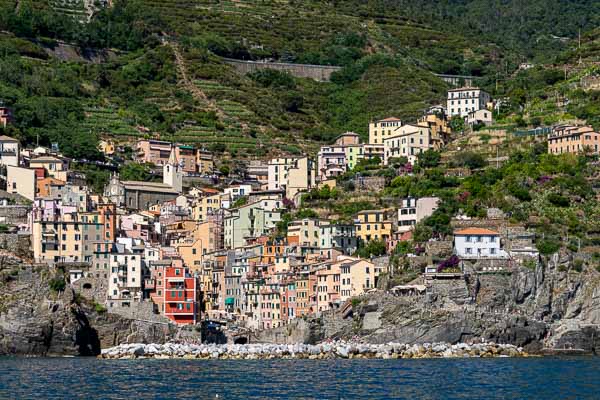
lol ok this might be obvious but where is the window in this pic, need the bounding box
[466,248,472,254]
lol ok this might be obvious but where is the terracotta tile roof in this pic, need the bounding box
[379,117,401,122]
[454,228,499,236]
[399,230,413,241]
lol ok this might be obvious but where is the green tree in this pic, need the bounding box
[417,150,441,168]
[356,239,387,258]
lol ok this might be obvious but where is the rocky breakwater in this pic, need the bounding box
[100,341,528,360]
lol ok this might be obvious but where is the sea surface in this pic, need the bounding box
[1,356,599,399]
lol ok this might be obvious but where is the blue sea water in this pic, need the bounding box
[1,357,599,399]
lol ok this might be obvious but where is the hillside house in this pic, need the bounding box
[454,228,507,258]
[447,87,491,118]
[547,125,600,155]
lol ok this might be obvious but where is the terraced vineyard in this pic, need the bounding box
[48,0,89,20]
[78,106,145,139]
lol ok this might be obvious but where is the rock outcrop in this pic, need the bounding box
[0,265,198,356]
[262,255,600,353]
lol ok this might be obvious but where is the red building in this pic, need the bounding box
[149,259,199,325]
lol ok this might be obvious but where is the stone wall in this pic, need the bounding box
[353,176,386,192]
[106,300,170,324]
[0,233,31,258]
[72,276,107,303]
[0,205,30,225]
[426,241,453,260]
[222,58,341,82]
[252,318,322,344]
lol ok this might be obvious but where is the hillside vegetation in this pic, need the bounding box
[0,0,596,162]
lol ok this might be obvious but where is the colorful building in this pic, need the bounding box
[547,125,600,155]
[355,210,392,244]
[149,261,199,325]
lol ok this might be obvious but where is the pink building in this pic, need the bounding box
[120,213,159,243]
[316,262,341,311]
[317,145,347,180]
[281,278,297,324]
[175,145,197,173]
[136,139,172,166]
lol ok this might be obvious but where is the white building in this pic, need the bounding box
[0,135,20,167]
[383,124,433,165]
[107,244,143,304]
[317,145,347,180]
[454,228,506,258]
[267,156,315,201]
[6,165,35,201]
[465,109,493,127]
[447,87,491,118]
[221,185,252,208]
[397,197,440,232]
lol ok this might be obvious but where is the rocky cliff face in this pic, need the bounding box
[0,265,197,356]
[263,253,600,353]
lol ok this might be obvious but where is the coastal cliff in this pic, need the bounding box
[0,264,195,356]
[2,253,600,356]
[256,253,600,354]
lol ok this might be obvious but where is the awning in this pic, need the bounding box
[225,297,235,305]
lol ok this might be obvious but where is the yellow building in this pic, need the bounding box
[197,150,214,175]
[192,192,225,222]
[355,210,392,243]
[268,156,316,201]
[98,140,115,156]
[32,213,104,264]
[173,220,219,271]
[368,117,402,145]
[418,112,450,148]
[29,155,69,181]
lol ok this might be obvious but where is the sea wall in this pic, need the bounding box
[100,341,528,360]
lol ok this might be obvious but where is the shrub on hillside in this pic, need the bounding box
[537,238,561,255]
[49,277,66,292]
[547,193,570,207]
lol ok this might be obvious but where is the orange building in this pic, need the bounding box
[36,177,65,198]
[96,203,118,243]
[548,125,600,155]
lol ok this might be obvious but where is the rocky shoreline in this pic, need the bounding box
[100,341,529,360]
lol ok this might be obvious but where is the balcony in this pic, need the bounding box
[41,238,58,245]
